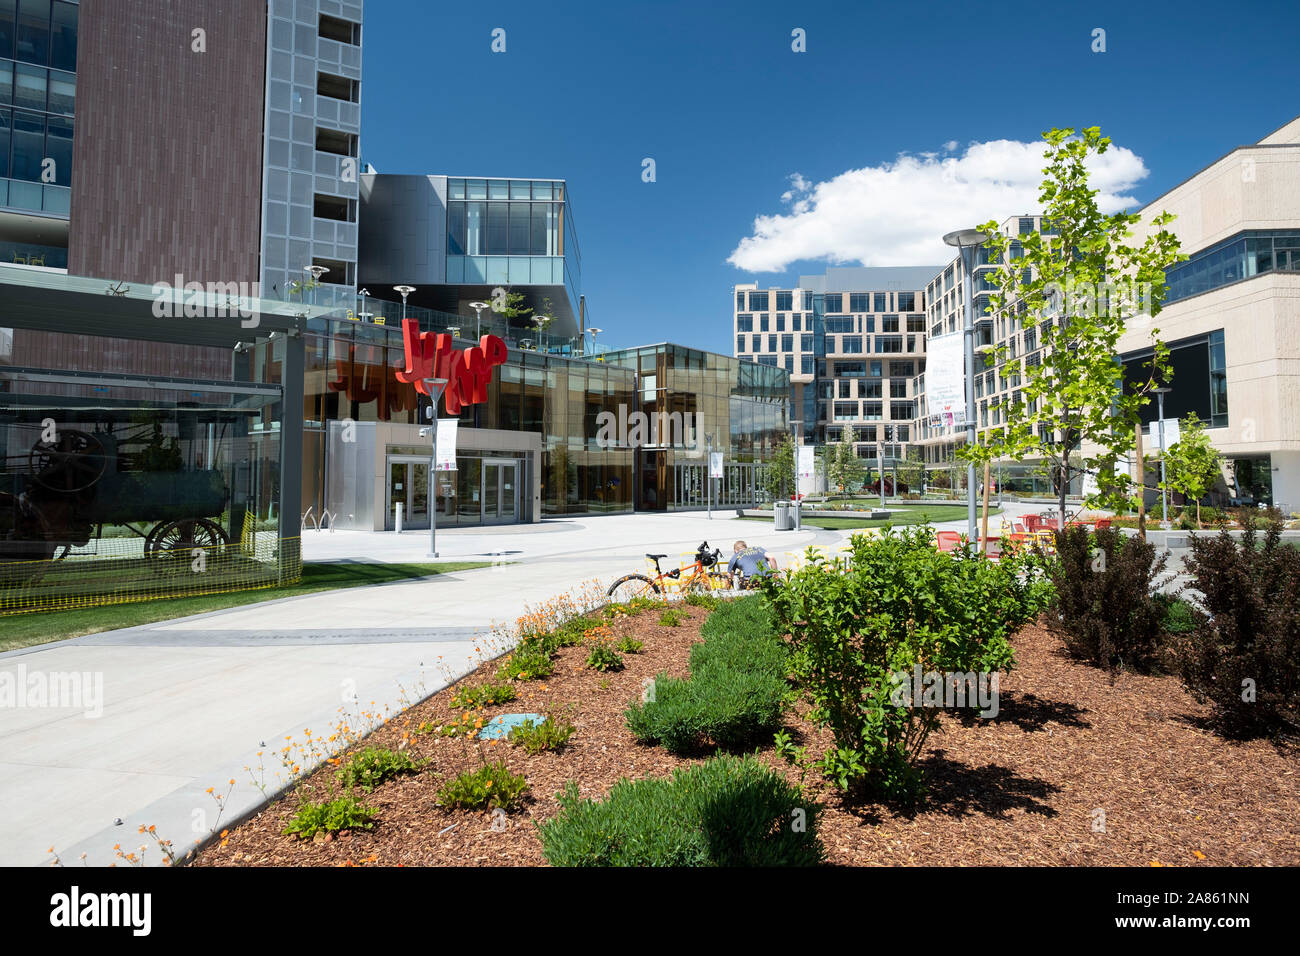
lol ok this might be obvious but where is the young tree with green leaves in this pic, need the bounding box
[493,288,534,329]
[763,434,796,502]
[827,425,866,498]
[1161,414,1223,527]
[958,126,1186,530]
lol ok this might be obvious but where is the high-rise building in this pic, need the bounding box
[0,0,362,308]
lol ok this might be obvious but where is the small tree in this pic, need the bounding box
[1161,414,1223,527]
[763,434,796,502]
[827,425,865,498]
[957,127,1186,529]
[493,288,534,329]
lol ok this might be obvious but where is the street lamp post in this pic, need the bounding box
[304,264,328,307]
[422,378,449,557]
[394,285,416,323]
[705,433,714,519]
[1154,386,1171,529]
[587,327,604,357]
[944,228,990,543]
[469,300,490,340]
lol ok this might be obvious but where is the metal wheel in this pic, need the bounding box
[607,573,660,602]
[146,518,230,567]
[29,429,107,493]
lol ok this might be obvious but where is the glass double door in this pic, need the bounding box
[387,457,429,528]
[482,458,519,524]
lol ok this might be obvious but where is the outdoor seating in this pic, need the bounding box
[1093,518,1111,529]
[935,531,962,553]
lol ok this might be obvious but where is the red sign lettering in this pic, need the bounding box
[395,319,508,415]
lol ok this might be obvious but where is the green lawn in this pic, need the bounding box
[745,503,1001,530]
[0,561,491,653]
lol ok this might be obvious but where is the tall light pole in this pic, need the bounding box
[944,228,990,543]
[705,432,714,519]
[1154,386,1171,529]
[533,315,551,352]
[878,424,891,510]
[394,285,416,323]
[469,300,490,339]
[587,327,604,356]
[304,264,328,306]
[422,378,449,557]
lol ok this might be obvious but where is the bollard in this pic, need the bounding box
[395,501,403,533]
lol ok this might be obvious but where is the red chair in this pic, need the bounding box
[1010,520,1027,534]
[1023,514,1044,532]
[936,531,963,553]
[1093,518,1111,530]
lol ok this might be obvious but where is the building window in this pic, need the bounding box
[1209,328,1228,427]
[863,402,883,420]
[869,360,882,376]
[736,314,753,332]
[834,402,859,421]
[775,314,786,331]
[750,291,769,311]
[1019,217,1035,234]
[874,293,887,312]
[759,314,769,332]
[825,315,854,333]
[824,293,842,312]
[800,334,812,352]
[861,380,882,399]
[751,335,761,351]
[882,314,899,333]
[781,334,793,352]
[890,379,908,398]
[767,335,777,351]
[897,291,916,311]
[890,361,914,377]
[890,401,915,420]
[758,355,777,366]
[840,336,863,354]
[876,336,904,353]
[736,335,745,353]
[776,290,793,311]
[801,356,814,375]
[849,293,869,312]
[836,362,866,378]
[907,314,925,332]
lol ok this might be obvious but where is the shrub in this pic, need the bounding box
[1153,593,1196,635]
[625,597,787,753]
[283,795,377,840]
[684,592,721,610]
[658,607,687,627]
[616,636,644,654]
[508,716,575,754]
[585,643,625,672]
[451,680,517,709]
[335,746,419,792]
[415,714,477,738]
[1047,526,1168,671]
[436,762,529,811]
[497,646,555,681]
[760,527,1040,801]
[1167,515,1300,736]
[538,754,823,867]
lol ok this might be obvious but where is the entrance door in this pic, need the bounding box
[386,458,430,528]
[482,458,520,524]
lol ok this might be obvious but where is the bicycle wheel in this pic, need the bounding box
[607,573,660,602]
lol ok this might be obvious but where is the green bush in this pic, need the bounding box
[538,754,823,867]
[334,746,419,792]
[450,680,517,709]
[760,526,1043,801]
[508,716,576,754]
[625,597,787,753]
[585,643,625,672]
[283,794,377,840]
[616,636,644,654]
[658,607,687,627]
[497,646,555,681]
[436,761,529,811]
[1048,526,1168,671]
[684,592,721,610]
[1153,593,1196,635]
[1167,515,1300,736]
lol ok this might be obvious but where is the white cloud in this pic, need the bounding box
[942,139,959,152]
[727,137,1150,273]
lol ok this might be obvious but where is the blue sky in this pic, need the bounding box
[361,0,1298,355]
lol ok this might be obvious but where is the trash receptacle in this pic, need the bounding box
[792,498,802,531]
[774,500,792,530]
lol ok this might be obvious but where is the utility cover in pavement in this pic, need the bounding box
[478,713,545,739]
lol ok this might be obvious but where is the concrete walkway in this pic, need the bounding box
[0,501,1068,867]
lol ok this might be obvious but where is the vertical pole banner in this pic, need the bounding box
[926,331,967,427]
[797,445,815,480]
[709,451,724,479]
[436,419,458,471]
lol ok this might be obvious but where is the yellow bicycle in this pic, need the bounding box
[607,541,730,601]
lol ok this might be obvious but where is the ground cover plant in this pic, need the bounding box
[624,596,787,753]
[538,754,823,867]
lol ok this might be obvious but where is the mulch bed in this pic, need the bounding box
[192,604,1300,867]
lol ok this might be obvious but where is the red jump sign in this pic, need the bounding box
[395,319,508,414]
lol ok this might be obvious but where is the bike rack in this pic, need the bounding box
[301,506,318,532]
[319,509,337,532]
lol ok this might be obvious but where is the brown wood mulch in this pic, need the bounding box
[192,605,1300,867]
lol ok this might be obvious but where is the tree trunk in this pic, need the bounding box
[1058,450,1068,531]
[1196,498,1202,529]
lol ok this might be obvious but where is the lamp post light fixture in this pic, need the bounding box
[587,326,603,356]
[304,264,329,306]
[422,377,450,557]
[394,285,416,323]
[468,300,490,339]
[1153,386,1172,529]
[533,315,551,351]
[943,227,990,543]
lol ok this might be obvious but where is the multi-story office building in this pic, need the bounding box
[0,0,362,309]
[913,117,1300,508]
[358,174,583,336]
[733,266,940,472]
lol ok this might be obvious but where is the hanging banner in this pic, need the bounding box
[709,451,724,479]
[926,331,966,428]
[1149,417,1181,451]
[797,445,816,480]
[436,419,458,471]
